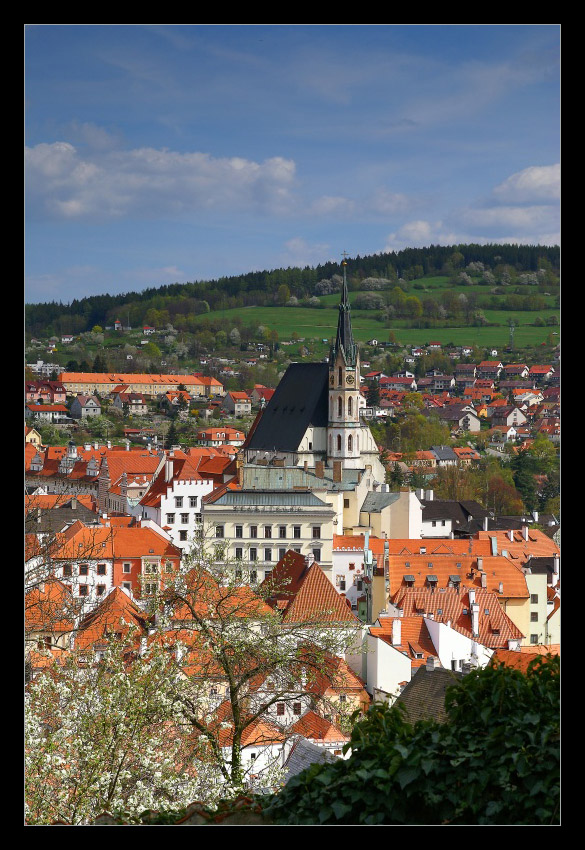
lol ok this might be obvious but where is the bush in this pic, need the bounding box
[262,656,560,825]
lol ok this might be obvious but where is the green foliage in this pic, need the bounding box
[261,656,560,825]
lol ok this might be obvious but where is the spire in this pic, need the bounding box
[331,252,358,366]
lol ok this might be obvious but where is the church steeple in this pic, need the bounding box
[330,253,358,367]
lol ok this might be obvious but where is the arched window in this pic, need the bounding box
[338,367,343,385]
[348,434,353,453]
[356,434,359,453]
[336,434,342,452]
[348,396,353,417]
[338,396,343,417]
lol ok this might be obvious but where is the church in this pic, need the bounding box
[202,259,420,581]
[242,257,385,481]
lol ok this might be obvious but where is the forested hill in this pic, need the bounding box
[26,243,559,338]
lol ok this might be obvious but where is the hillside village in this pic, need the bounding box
[25,259,560,822]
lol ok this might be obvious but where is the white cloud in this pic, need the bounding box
[26,142,297,221]
[492,164,560,204]
[383,220,459,251]
[281,237,332,268]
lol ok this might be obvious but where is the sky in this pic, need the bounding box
[25,24,560,305]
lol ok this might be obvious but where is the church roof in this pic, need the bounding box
[245,362,329,453]
[330,260,358,367]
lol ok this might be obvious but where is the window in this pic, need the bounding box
[531,594,539,604]
[179,530,187,541]
[175,497,183,508]
[530,634,539,644]
[279,526,286,538]
[249,548,257,562]
[235,525,243,538]
[530,612,538,622]
[338,367,342,385]
[79,564,88,576]
[189,496,198,508]
[337,434,342,451]
[249,570,257,584]
[348,434,353,452]
[348,396,353,417]
[235,547,243,560]
[96,585,105,596]
[215,525,224,538]
[279,548,286,561]
[123,582,132,591]
[344,498,350,508]
[312,526,321,539]
[63,564,72,577]
[293,525,301,539]
[293,702,302,715]
[166,513,175,524]
[276,702,285,716]
[339,694,347,703]
[313,549,321,562]
[264,548,272,562]
[264,526,272,539]
[235,569,242,581]
[264,570,272,580]
[79,585,88,597]
[97,563,106,575]
[250,525,257,538]
[338,396,343,417]
[180,513,189,524]
[123,563,131,573]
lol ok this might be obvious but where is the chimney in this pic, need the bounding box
[470,603,479,638]
[426,656,436,672]
[70,497,77,510]
[391,618,401,646]
[477,556,483,571]
[468,588,476,605]
[315,460,324,479]
[498,581,504,594]
[424,489,434,501]
[481,573,487,588]
[522,525,529,541]
[333,460,342,483]
[483,516,489,531]
[553,553,560,578]
[125,439,130,451]
[532,510,539,523]
[508,528,514,542]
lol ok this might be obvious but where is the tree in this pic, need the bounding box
[149,543,363,796]
[25,631,205,824]
[262,655,560,825]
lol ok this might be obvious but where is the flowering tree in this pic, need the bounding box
[149,542,363,796]
[25,631,208,825]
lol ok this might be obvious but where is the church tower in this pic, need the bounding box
[327,254,363,469]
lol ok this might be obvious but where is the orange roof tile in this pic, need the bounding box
[369,615,437,667]
[74,586,149,650]
[291,711,349,743]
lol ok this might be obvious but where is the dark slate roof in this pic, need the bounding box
[431,445,459,461]
[245,362,329,453]
[361,491,401,514]
[420,499,488,530]
[395,665,463,724]
[284,737,338,780]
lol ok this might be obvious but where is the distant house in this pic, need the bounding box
[222,391,251,417]
[26,403,70,424]
[70,395,102,420]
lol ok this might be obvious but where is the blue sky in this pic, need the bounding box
[25,24,560,304]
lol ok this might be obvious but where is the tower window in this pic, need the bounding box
[338,396,343,417]
[348,396,353,416]
[338,367,342,385]
[337,434,342,452]
[348,434,353,452]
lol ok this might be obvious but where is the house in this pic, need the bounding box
[26,380,67,404]
[112,391,149,416]
[379,376,418,391]
[394,661,464,724]
[38,520,182,603]
[428,404,481,433]
[367,612,439,703]
[222,391,252,417]
[26,493,98,535]
[143,325,156,335]
[250,385,276,406]
[136,452,215,551]
[26,425,43,448]
[26,403,70,424]
[477,361,503,380]
[196,427,246,447]
[70,395,102,420]
[114,318,123,330]
[491,405,527,428]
